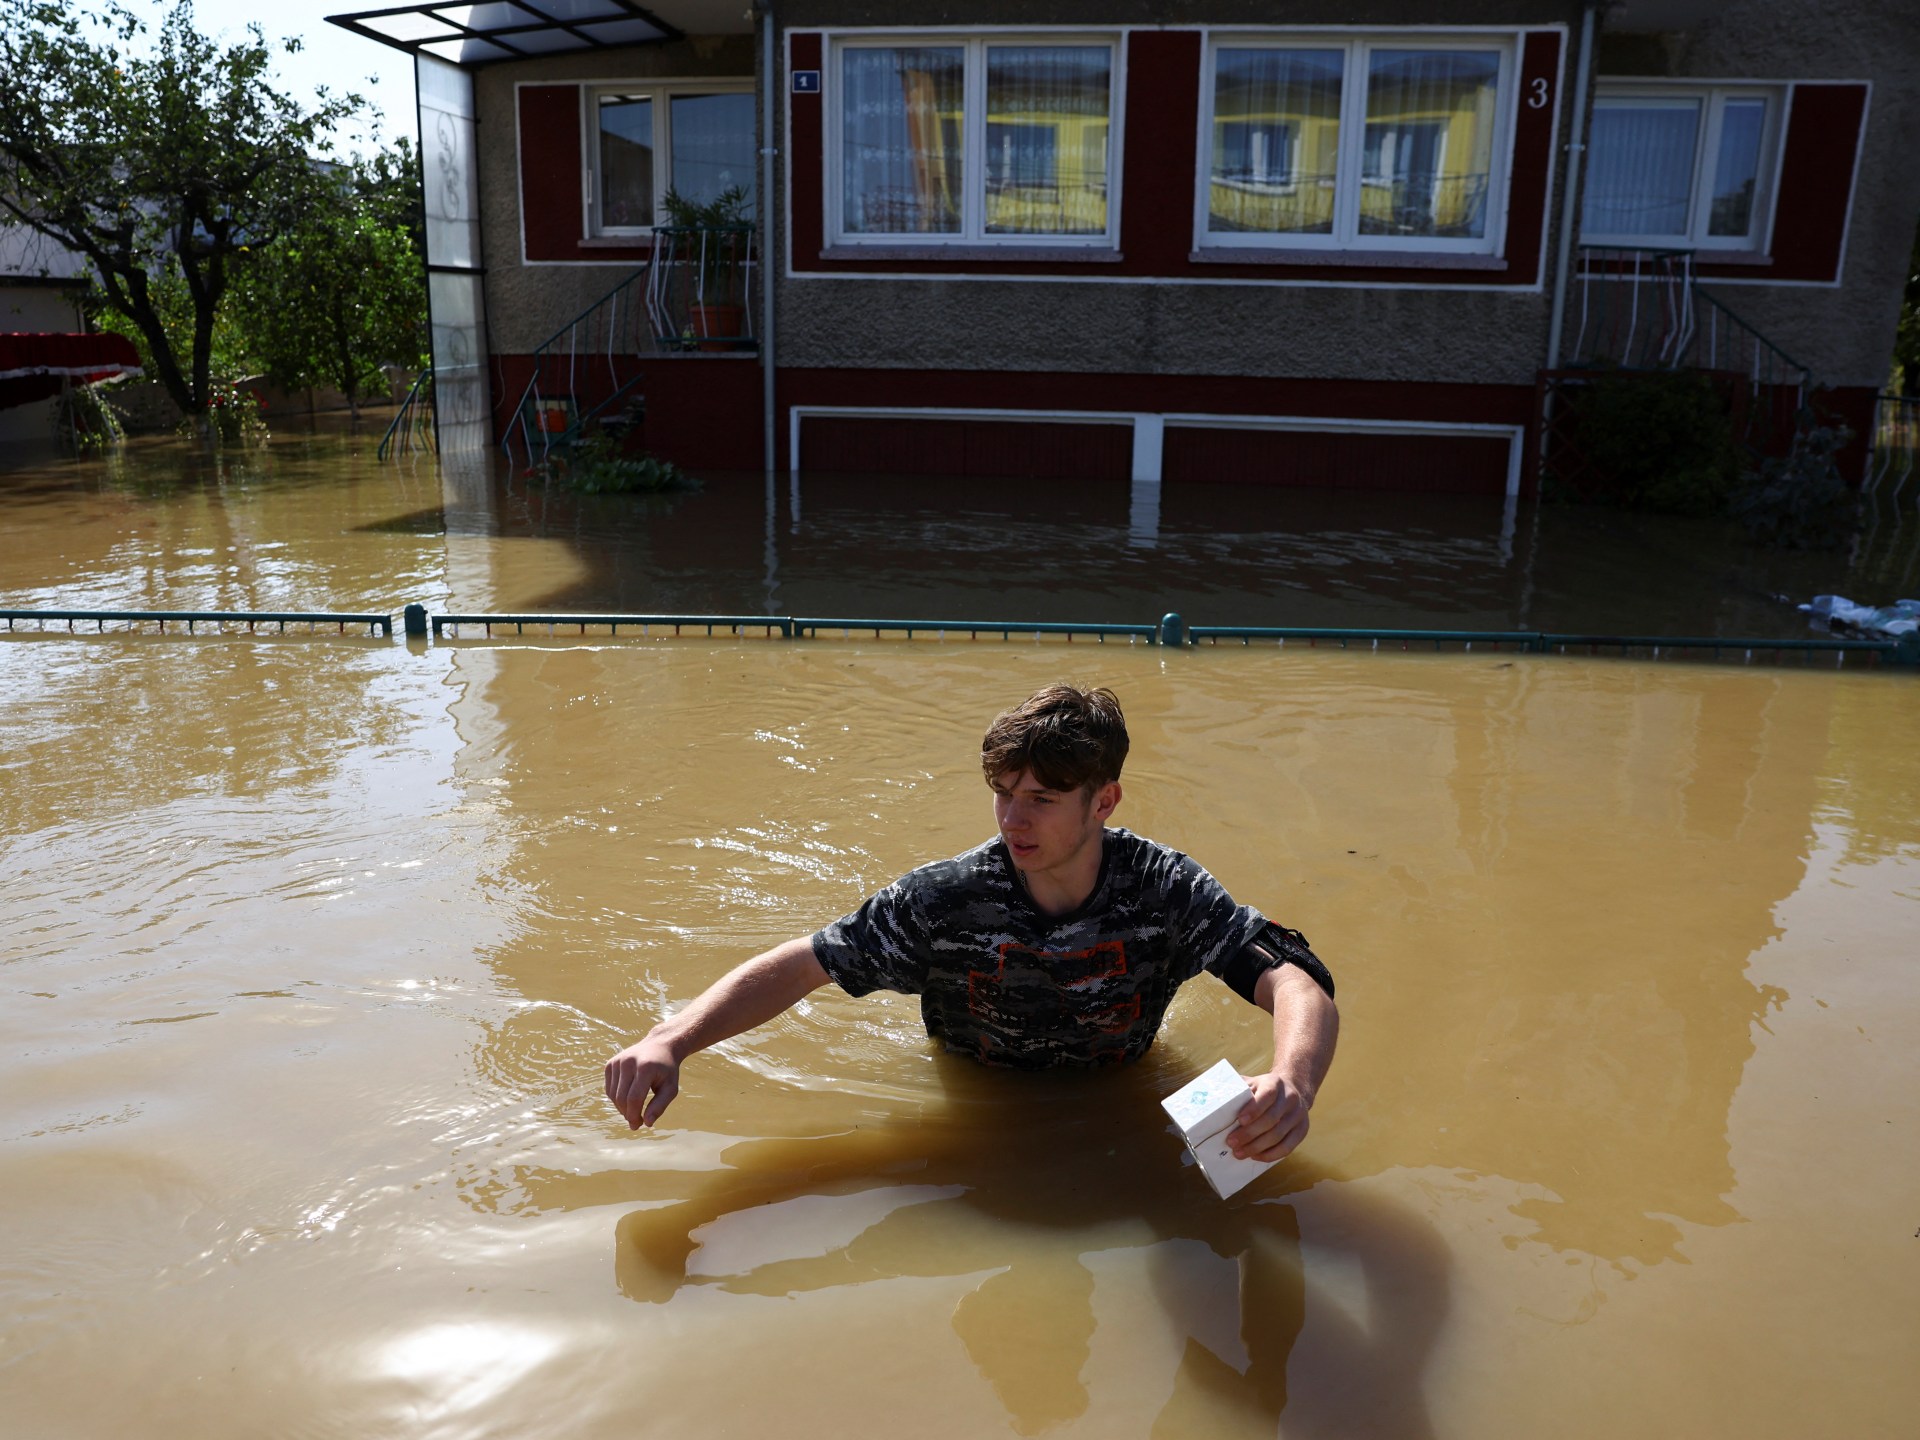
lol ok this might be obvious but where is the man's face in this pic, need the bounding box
[988,768,1118,879]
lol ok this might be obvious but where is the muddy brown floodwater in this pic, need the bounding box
[2,434,1917,1438]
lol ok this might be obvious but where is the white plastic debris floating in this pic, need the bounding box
[1160,1059,1275,1199]
[1799,595,1920,637]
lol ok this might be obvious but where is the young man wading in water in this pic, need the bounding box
[605,684,1339,1166]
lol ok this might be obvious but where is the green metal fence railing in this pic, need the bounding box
[2,609,393,637]
[4,607,1914,668]
[411,609,1916,668]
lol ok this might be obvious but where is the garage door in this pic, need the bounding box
[1163,426,1513,493]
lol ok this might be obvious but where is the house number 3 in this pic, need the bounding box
[1528,77,1551,108]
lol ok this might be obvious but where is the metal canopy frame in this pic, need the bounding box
[326,0,681,68]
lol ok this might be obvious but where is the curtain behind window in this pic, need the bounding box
[1584,99,1700,238]
[841,47,963,234]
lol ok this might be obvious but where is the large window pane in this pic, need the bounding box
[598,94,654,228]
[841,46,964,235]
[1584,99,1700,238]
[1209,48,1342,235]
[669,93,757,215]
[1708,99,1765,238]
[1360,49,1500,238]
[984,46,1110,236]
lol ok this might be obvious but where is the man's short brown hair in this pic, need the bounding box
[981,684,1130,792]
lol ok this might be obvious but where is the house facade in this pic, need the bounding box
[332,0,1919,491]
[0,226,88,448]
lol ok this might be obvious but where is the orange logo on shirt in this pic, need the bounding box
[967,940,1139,1042]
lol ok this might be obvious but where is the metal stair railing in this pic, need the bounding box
[1560,245,1820,467]
[1570,247,1814,393]
[1570,246,1698,371]
[1679,285,1815,408]
[505,261,656,464]
[645,223,757,352]
[377,369,435,460]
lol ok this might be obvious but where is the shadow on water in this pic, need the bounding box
[353,505,449,535]
[516,1057,1447,1440]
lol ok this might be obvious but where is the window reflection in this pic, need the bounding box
[984,46,1111,236]
[598,94,654,229]
[1709,99,1766,238]
[1359,49,1499,239]
[1209,49,1342,235]
[669,93,756,215]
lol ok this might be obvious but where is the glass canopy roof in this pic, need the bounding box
[327,1,678,67]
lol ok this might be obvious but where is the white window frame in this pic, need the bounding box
[583,80,756,238]
[1581,81,1785,253]
[826,33,1124,249]
[1196,32,1520,256]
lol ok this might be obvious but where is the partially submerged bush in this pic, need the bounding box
[1730,422,1858,550]
[1561,368,1745,515]
[176,378,269,446]
[55,382,125,451]
[530,429,698,495]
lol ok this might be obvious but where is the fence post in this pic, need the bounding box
[1156,612,1187,648]
[404,604,428,639]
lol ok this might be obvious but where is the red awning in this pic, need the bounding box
[0,331,143,410]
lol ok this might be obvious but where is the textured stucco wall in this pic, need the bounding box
[476,37,755,354]
[774,277,1555,383]
[770,3,1585,385]
[1596,0,1920,389]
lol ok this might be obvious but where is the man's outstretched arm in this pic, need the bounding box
[1227,960,1340,1163]
[605,937,830,1130]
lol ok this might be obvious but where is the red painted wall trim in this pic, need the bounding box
[788,31,827,275]
[1163,427,1512,492]
[1695,82,1866,284]
[519,84,653,264]
[1117,31,1201,276]
[788,28,1560,288]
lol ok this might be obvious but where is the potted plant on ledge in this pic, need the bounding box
[659,184,753,352]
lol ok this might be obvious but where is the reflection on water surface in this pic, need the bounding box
[2,435,1917,1438]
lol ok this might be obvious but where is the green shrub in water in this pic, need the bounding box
[1729,422,1858,551]
[175,378,269,446]
[55,383,125,451]
[1561,368,1745,516]
[531,429,699,495]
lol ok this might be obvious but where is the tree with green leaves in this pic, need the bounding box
[228,146,428,418]
[0,0,362,419]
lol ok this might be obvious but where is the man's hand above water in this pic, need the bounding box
[1225,1069,1314,1163]
[603,937,831,1133]
[1226,959,1339,1162]
[605,1036,682,1130]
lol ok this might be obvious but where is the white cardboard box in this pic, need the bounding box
[1161,1059,1276,1199]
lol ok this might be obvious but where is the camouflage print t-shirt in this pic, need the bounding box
[811,827,1280,1069]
